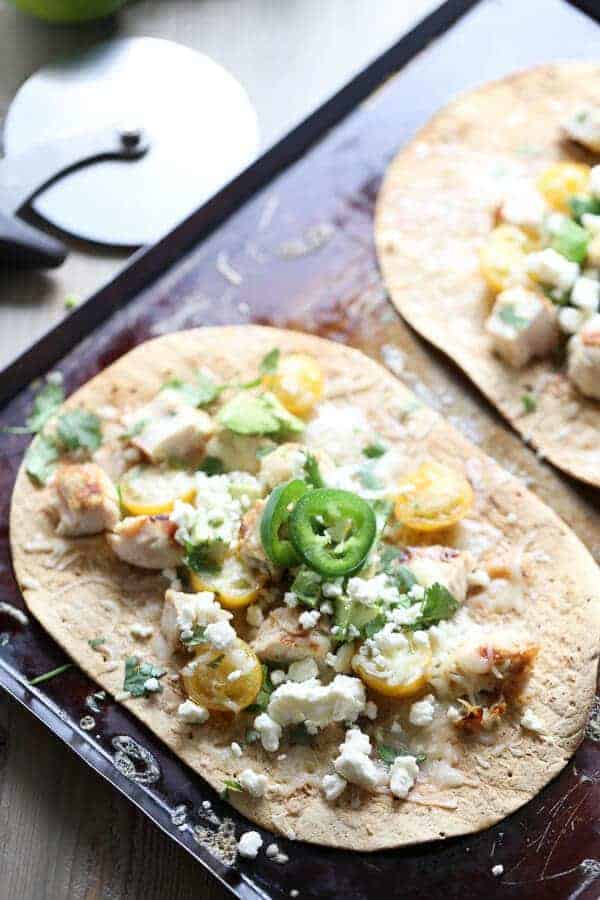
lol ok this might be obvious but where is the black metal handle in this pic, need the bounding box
[0,210,66,268]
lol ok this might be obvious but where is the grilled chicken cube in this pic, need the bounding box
[450,698,507,733]
[251,607,331,664]
[238,499,281,578]
[122,389,214,465]
[107,515,183,569]
[567,314,600,399]
[485,287,560,368]
[450,640,538,700]
[404,546,473,604]
[50,463,120,537]
[161,588,231,652]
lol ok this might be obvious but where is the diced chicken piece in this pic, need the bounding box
[485,287,560,368]
[107,515,183,569]
[404,546,473,604]
[450,697,507,733]
[563,109,600,153]
[205,429,274,475]
[161,588,231,652]
[92,440,140,482]
[567,314,600,399]
[498,184,546,231]
[571,276,600,312]
[449,640,538,701]
[251,607,331,664]
[259,442,307,491]
[50,463,120,537]
[238,499,279,577]
[122,389,214,464]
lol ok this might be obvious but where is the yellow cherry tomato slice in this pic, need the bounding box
[353,637,431,699]
[394,461,473,533]
[263,353,324,417]
[537,162,591,213]
[479,224,533,294]
[189,555,262,609]
[182,637,262,712]
[119,465,196,516]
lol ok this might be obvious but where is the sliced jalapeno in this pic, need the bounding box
[289,488,376,577]
[260,479,308,567]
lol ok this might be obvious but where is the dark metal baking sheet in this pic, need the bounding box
[2,1,600,898]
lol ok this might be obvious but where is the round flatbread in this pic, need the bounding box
[376,62,600,487]
[10,325,600,850]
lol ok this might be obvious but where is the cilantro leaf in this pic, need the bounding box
[377,744,426,765]
[303,452,325,488]
[183,542,222,574]
[259,348,280,375]
[363,441,387,459]
[123,656,166,697]
[24,433,60,485]
[247,664,273,713]
[411,583,458,630]
[181,624,207,647]
[199,455,224,476]
[521,393,537,414]
[56,409,102,452]
[27,381,65,432]
[221,778,243,798]
[290,566,322,608]
[120,418,148,441]
[498,305,529,331]
[163,373,218,407]
[88,637,106,649]
[362,613,387,639]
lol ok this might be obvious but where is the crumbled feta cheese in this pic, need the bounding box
[364,701,378,720]
[304,403,372,463]
[238,768,268,798]
[287,658,319,682]
[130,622,154,639]
[520,708,545,734]
[254,713,282,752]
[409,694,436,727]
[564,109,600,153]
[204,620,236,650]
[347,573,396,606]
[322,579,344,598]
[559,305,588,335]
[389,755,419,799]
[334,728,379,790]
[237,830,263,858]
[591,164,600,198]
[319,600,333,615]
[325,642,355,674]
[246,604,264,627]
[143,677,161,693]
[469,569,491,589]
[227,669,242,682]
[271,669,286,686]
[500,185,546,230]
[267,675,366,729]
[177,700,209,724]
[571,276,600,312]
[321,772,347,802]
[298,609,320,630]
[231,741,243,758]
[284,591,298,608]
[486,286,559,368]
[161,588,229,651]
[266,842,280,858]
[526,248,579,291]
[492,864,504,878]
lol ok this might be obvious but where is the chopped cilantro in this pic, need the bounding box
[362,613,387,639]
[247,664,273,713]
[498,305,528,331]
[181,624,207,647]
[521,393,537,414]
[363,441,387,459]
[221,778,243,798]
[123,656,166,697]
[259,348,280,375]
[56,409,102,452]
[245,728,260,744]
[120,418,148,440]
[288,723,315,745]
[377,744,426,765]
[183,542,221,574]
[24,433,60,485]
[29,663,72,686]
[199,455,224,476]
[2,380,64,436]
[88,637,106,649]
[411,583,458,630]
[569,194,600,224]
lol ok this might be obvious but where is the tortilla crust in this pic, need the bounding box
[10,325,600,850]
[375,62,600,487]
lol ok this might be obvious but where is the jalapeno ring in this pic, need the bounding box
[260,479,308,567]
[289,488,376,577]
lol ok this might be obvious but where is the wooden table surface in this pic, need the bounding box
[0,2,435,897]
